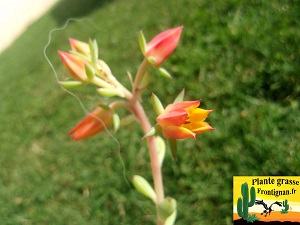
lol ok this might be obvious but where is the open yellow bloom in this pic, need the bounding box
[156,100,213,139]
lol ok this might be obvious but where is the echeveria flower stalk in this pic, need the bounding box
[145,26,183,66]
[55,26,214,225]
[156,100,213,139]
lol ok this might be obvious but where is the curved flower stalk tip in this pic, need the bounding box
[69,106,113,141]
[156,100,214,139]
[58,51,89,82]
[145,26,183,66]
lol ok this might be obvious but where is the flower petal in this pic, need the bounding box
[188,108,213,122]
[161,126,196,139]
[184,122,214,134]
[164,100,200,113]
[69,38,90,56]
[58,51,88,81]
[156,109,187,126]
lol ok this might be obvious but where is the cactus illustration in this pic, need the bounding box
[237,182,256,220]
[281,199,289,214]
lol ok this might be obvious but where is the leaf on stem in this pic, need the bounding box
[156,136,166,167]
[113,113,120,132]
[85,63,95,80]
[132,175,157,203]
[138,30,147,56]
[158,67,172,79]
[59,80,85,88]
[151,93,165,115]
[97,88,125,97]
[173,89,185,104]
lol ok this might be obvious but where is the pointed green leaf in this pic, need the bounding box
[113,113,120,132]
[143,124,162,139]
[168,138,177,160]
[151,93,165,115]
[156,136,166,167]
[97,88,125,97]
[173,89,185,104]
[138,70,150,91]
[85,63,95,80]
[158,67,172,79]
[138,30,147,56]
[132,175,157,203]
[127,71,133,86]
[93,39,99,59]
[59,81,85,88]
[89,38,98,67]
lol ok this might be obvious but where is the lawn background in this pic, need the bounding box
[0,0,299,224]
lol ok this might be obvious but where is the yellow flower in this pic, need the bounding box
[156,100,213,139]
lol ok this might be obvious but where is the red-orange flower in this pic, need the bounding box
[156,100,213,139]
[58,51,88,82]
[69,106,113,141]
[145,26,183,66]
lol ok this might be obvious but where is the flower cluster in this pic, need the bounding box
[57,26,214,225]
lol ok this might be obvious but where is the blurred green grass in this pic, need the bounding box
[0,0,299,224]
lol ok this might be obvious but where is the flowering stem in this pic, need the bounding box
[129,58,164,223]
[131,100,165,202]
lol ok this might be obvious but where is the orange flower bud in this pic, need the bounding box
[69,106,113,140]
[69,38,90,56]
[156,100,213,139]
[145,26,183,66]
[58,51,88,82]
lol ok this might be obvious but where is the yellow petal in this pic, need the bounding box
[188,108,213,122]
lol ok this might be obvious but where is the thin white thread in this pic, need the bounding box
[43,18,131,189]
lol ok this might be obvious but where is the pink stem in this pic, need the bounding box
[129,58,165,222]
[130,99,164,204]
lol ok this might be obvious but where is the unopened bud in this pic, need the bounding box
[132,175,157,203]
